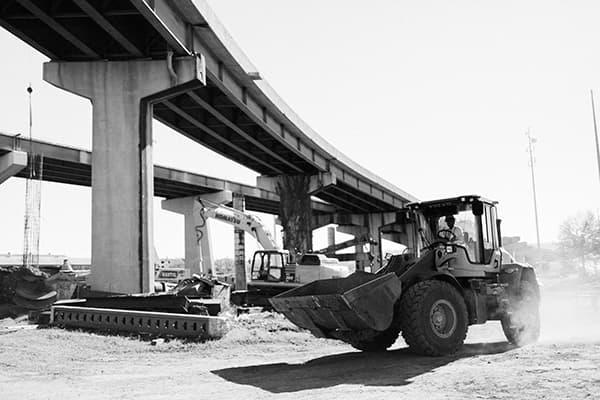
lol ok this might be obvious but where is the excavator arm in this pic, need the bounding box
[194,198,279,250]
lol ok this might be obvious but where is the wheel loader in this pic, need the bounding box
[270,195,540,356]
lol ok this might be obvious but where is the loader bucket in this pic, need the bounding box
[269,272,401,338]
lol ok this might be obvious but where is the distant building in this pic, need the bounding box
[0,253,90,270]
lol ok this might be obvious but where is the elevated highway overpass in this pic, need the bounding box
[0,0,416,293]
[0,132,336,215]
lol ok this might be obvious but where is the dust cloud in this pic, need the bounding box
[537,276,600,344]
[464,273,600,346]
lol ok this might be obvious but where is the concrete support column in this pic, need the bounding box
[44,57,205,294]
[232,192,247,290]
[338,213,385,271]
[162,191,231,278]
[0,151,27,185]
[327,226,336,249]
[367,213,384,270]
[338,225,371,271]
[258,175,312,262]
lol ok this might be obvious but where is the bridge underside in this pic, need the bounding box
[0,0,416,293]
[0,137,335,216]
[0,0,413,214]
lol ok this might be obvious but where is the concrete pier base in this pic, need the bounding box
[44,57,205,294]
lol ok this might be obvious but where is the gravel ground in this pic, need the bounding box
[0,285,598,399]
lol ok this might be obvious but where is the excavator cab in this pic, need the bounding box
[250,250,291,282]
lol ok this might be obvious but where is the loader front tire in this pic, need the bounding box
[399,280,468,356]
[348,325,401,352]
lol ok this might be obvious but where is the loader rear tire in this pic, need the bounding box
[399,280,468,356]
[501,278,540,346]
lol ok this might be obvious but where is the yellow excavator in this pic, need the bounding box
[193,198,352,307]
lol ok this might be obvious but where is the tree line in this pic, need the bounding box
[558,211,600,276]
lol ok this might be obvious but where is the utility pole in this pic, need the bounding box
[526,128,541,250]
[590,90,600,186]
[23,84,43,269]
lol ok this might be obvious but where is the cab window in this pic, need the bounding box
[482,205,495,264]
[266,253,284,281]
[438,209,478,262]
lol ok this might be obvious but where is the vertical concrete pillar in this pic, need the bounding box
[338,214,384,271]
[44,57,205,294]
[232,192,247,290]
[276,175,313,261]
[327,226,336,249]
[162,192,231,277]
[367,213,383,270]
[257,174,317,261]
[338,225,370,271]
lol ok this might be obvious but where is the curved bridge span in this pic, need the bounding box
[1,0,416,293]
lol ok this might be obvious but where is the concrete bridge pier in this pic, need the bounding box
[232,192,247,290]
[337,221,381,271]
[257,175,314,262]
[43,56,205,294]
[162,191,231,278]
[315,212,398,271]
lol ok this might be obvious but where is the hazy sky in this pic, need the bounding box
[1,0,599,259]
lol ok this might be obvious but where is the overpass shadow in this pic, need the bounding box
[211,342,514,393]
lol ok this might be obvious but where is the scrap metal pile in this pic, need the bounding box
[51,275,230,340]
[0,266,229,340]
[0,265,57,319]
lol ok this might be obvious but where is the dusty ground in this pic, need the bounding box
[0,283,599,400]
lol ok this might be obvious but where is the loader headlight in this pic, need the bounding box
[445,245,454,253]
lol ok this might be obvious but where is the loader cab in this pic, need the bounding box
[250,250,289,282]
[409,195,502,275]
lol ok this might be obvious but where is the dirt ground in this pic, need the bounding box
[1,283,599,400]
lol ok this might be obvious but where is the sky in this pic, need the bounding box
[1,0,600,260]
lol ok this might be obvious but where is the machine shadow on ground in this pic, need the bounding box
[211,341,515,393]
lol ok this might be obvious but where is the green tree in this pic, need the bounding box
[558,211,600,275]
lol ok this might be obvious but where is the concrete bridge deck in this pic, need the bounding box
[0,0,416,213]
[0,0,417,293]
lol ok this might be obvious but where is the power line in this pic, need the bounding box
[590,90,600,187]
[526,128,541,250]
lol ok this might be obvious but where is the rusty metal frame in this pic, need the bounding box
[50,305,226,339]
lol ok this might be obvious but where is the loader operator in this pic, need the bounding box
[440,215,464,243]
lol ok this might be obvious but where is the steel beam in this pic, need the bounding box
[15,0,100,58]
[72,0,144,57]
[129,0,190,56]
[0,15,58,59]
[162,100,284,174]
[187,91,303,173]
[329,185,387,211]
